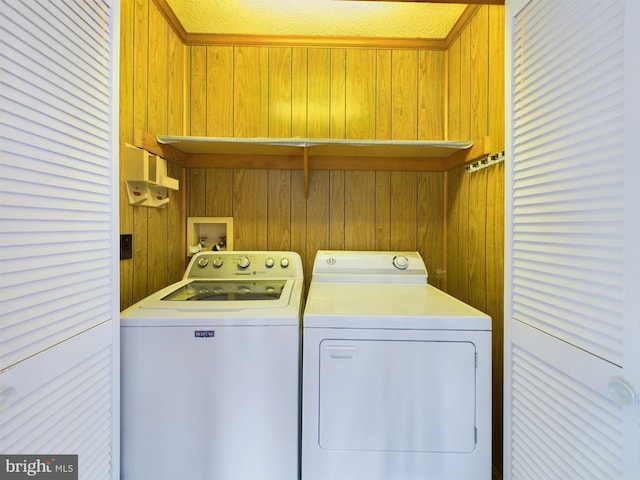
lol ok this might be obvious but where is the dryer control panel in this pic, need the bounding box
[312,250,427,284]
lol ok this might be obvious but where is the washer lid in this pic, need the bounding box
[303,283,491,330]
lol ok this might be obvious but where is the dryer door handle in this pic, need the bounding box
[325,345,357,359]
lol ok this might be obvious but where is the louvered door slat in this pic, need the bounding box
[511,0,625,365]
[0,0,117,477]
[505,1,639,478]
[0,0,116,370]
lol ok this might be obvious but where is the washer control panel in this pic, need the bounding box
[185,251,300,279]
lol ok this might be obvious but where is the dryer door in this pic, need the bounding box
[318,339,477,453]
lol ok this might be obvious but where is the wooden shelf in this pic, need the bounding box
[133,130,491,198]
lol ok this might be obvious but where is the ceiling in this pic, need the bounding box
[164,0,470,40]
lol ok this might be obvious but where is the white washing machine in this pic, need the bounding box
[120,251,303,480]
[301,250,491,480]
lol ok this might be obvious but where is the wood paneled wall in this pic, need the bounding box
[119,0,187,309]
[447,5,505,473]
[119,1,505,473]
[186,46,448,287]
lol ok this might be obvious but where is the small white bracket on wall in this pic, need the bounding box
[123,143,179,208]
[465,150,505,173]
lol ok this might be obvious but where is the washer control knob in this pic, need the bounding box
[238,256,250,269]
[392,255,409,270]
[265,257,275,268]
[197,257,209,268]
[212,257,224,268]
[280,257,290,268]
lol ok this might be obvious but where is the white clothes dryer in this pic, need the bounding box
[301,250,491,480]
[121,251,303,480]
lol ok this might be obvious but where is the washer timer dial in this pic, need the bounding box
[238,256,250,269]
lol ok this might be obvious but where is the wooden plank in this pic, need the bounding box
[468,6,489,313]
[308,48,331,138]
[188,168,207,217]
[346,49,376,139]
[206,46,234,136]
[345,171,376,249]
[190,45,207,135]
[375,171,391,250]
[460,26,471,140]
[147,3,169,295]
[447,36,461,140]
[376,50,392,141]
[134,129,186,165]
[233,169,268,250]
[417,171,445,289]
[269,47,293,137]
[183,153,453,171]
[306,170,331,285]
[119,0,134,310]
[418,50,446,140]
[390,171,417,250]
[329,171,345,249]
[330,49,346,139]
[204,169,234,217]
[290,169,308,278]
[234,47,269,137]
[132,0,150,304]
[446,168,461,298]
[391,50,418,140]
[167,29,187,281]
[183,33,448,50]
[267,169,292,250]
[291,48,308,138]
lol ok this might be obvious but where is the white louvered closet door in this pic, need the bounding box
[0,0,119,478]
[504,0,639,479]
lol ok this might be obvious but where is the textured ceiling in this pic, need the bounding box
[165,0,468,39]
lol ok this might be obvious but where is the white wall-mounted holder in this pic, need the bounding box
[123,143,179,207]
[187,217,234,256]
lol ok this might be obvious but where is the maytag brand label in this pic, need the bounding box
[194,330,215,338]
[0,455,78,479]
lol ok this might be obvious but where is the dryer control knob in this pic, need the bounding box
[197,257,209,268]
[212,257,224,268]
[392,255,409,270]
[238,256,250,269]
[265,257,275,268]
[280,257,290,268]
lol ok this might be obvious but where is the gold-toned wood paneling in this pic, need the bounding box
[418,50,446,140]
[391,50,418,140]
[345,171,376,249]
[190,46,207,135]
[418,171,446,290]
[346,49,376,139]
[269,47,292,138]
[234,47,269,137]
[446,5,504,475]
[233,169,268,250]
[267,169,292,251]
[307,49,331,138]
[119,0,134,310]
[120,0,186,308]
[206,46,234,137]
